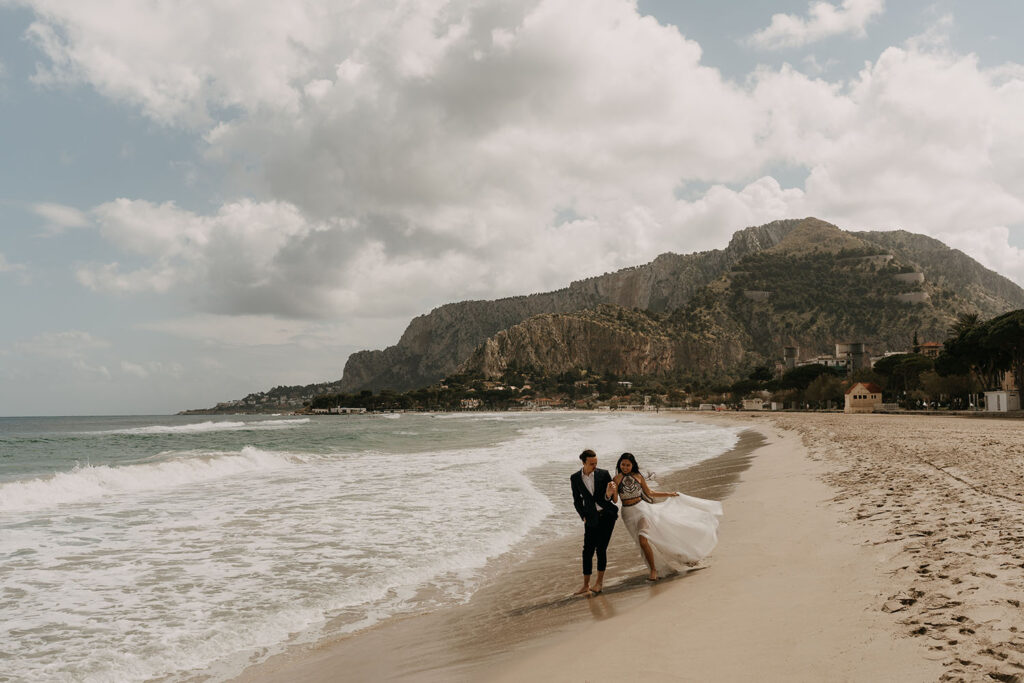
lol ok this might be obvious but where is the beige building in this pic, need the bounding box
[844,382,883,413]
[919,341,943,358]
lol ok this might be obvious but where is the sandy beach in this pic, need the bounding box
[235,412,1024,683]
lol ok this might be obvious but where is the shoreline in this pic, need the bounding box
[232,418,761,682]
[489,413,945,681]
[234,412,1024,682]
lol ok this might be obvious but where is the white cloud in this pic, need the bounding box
[139,314,407,352]
[19,0,350,127]
[0,252,27,275]
[15,330,109,358]
[120,360,183,379]
[15,0,1024,333]
[938,225,1024,288]
[749,0,885,50]
[31,201,91,233]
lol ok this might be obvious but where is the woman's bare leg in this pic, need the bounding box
[638,536,657,580]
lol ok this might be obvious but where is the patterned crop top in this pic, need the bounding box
[618,474,645,500]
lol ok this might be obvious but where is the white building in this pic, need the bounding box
[984,391,1020,412]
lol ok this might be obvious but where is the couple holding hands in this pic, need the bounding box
[569,449,722,595]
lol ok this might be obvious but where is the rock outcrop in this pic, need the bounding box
[340,219,803,391]
[341,218,1024,391]
[459,305,748,379]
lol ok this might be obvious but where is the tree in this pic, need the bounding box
[949,312,981,338]
[918,370,980,406]
[730,378,759,397]
[850,367,886,389]
[874,353,933,394]
[985,309,1024,393]
[780,364,842,391]
[804,374,844,408]
[937,313,1012,390]
[749,365,774,382]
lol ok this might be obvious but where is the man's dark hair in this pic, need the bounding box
[579,449,596,463]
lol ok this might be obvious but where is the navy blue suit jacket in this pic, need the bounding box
[570,468,619,523]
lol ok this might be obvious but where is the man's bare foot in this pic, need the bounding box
[573,585,591,595]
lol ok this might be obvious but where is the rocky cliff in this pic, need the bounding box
[342,218,1024,390]
[340,218,803,391]
[459,305,748,379]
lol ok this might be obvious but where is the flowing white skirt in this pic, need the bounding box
[619,493,723,569]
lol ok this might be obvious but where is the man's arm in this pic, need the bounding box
[570,474,587,520]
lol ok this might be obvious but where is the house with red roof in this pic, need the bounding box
[844,382,883,414]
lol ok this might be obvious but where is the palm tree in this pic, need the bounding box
[949,312,980,338]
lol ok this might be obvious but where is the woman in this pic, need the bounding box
[613,452,723,581]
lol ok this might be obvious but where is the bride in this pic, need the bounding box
[612,452,723,581]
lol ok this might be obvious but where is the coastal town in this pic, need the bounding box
[190,318,1022,418]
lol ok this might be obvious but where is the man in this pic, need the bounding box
[569,449,618,595]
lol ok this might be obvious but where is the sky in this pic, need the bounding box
[2,0,1024,416]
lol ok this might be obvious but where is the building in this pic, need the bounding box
[835,342,869,371]
[742,398,764,410]
[984,370,1021,412]
[919,341,943,359]
[844,382,883,414]
[799,354,848,369]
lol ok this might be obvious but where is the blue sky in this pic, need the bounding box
[2,0,1024,415]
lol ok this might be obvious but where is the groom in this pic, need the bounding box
[570,449,618,595]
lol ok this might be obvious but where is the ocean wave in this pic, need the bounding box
[95,418,311,435]
[0,447,312,512]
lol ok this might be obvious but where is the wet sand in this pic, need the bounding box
[237,412,1024,682]
[233,421,762,682]
[492,413,945,682]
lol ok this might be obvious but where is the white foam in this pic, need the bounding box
[0,447,311,512]
[0,412,741,683]
[94,418,311,435]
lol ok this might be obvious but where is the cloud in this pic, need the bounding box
[748,0,885,50]
[0,252,27,275]
[16,0,1024,331]
[31,201,91,233]
[16,329,108,353]
[14,330,110,364]
[120,360,183,379]
[139,313,407,352]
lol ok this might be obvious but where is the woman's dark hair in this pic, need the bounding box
[616,452,640,475]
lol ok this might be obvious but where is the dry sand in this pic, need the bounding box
[768,413,1024,682]
[495,413,1024,683]
[236,412,1024,683]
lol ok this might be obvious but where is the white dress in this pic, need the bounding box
[618,474,723,569]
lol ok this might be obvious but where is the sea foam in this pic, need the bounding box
[0,446,312,512]
[96,418,311,435]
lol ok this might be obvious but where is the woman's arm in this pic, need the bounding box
[606,474,620,503]
[637,473,679,498]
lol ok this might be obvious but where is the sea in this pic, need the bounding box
[0,411,741,682]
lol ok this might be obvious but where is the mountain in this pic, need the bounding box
[342,218,1024,390]
[340,218,802,391]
